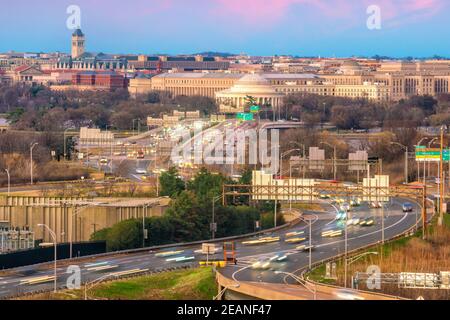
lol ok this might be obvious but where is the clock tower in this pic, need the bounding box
[71,29,85,59]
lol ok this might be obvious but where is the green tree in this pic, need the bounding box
[165,191,207,242]
[187,168,227,205]
[105,219,142,251]
[159,167,185,198]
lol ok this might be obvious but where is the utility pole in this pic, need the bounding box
[30,142,38,185]
[405,146,409,184]
[439,126,445,226]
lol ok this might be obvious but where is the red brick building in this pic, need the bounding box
[71,71,126,90]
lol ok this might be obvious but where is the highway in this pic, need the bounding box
[0,197,421,299]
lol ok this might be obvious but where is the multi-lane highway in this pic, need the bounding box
[0,198,421,299]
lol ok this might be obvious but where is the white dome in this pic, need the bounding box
[222,73,280,94]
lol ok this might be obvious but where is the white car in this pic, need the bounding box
[335,289,365,300]
[136,169,147,174]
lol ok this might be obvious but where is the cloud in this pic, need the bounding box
[209,0,446,27]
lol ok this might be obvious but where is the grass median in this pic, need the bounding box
[19,267,217,300]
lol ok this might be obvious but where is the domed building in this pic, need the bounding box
[339,60,363,75]
[216,73,284,113]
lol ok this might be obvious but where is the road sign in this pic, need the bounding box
[250,105,260,113]
[415,147,450,162]
[237,113,254,121]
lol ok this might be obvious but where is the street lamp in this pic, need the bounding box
[4,168,10,196]
[30,142,38,185]
[344,208,349,288]
[346,252,378,289]
[70,205,92,259]
[289,142,306,179]
[299,215,314,270]
[132,118,141,136]
[37,224,57,293]
[416,137,430,183]
[320,142,337,180]
[142,203,153,248]
[280,148,302,178]
[391,142,409,184]
[274,271,317,300]
[63,128,73,161]
[211,195,223,240]
[428,138,439,180]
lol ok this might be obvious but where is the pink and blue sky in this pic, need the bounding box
[1,0,449,57]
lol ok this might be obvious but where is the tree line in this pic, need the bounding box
[91,167,283,251]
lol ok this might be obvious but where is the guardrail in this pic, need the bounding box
[2,263,197,300]
[299,197,436,300]
[0,213,302,279]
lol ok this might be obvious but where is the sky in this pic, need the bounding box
[0,0,449,57]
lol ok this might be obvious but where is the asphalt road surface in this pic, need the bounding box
[0,198,421,299]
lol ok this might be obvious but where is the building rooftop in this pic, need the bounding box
[153,72,321,80]
[72,29,84,37]
[153,73,242,79]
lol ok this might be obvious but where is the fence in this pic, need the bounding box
[0,241,106,270]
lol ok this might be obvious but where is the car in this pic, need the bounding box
[296,244,315,252]
[336,210,347,220]
[360,217,375,227]
[402,203,414,213]
[285,237,307,244]
[370,201,382,209]
[285,231,305,238]
[251,258,271,270]
[269,253,288,262]
[340,203,351,212]
[322,228,344,238]
[334,289,365,300]
[136,168,147,174]
[99,158,108,165]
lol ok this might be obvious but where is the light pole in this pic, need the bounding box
[30,142,38,185]
[4,168,10,196]
[344,208,349,288]
[274,271,316,300]
[211,195,223,239]
[299,215,314,270]
[37,224,57,293]
[70,205,93,259]
[106,125,113,174]
[320,142,337,180]
[281,149,302,212]
[289,142,306,179]
[428,138,439,180]
[63,128,73,161]
[391,142,409,184]
[133,118,141,136]
[280,148,302,177]
[416,137,429,183]
[142,204,150,248]
[346,252,378,289]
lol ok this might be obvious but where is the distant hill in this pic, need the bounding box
[193,52,237,57]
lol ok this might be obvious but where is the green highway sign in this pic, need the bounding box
[250,105,260,113]
[237,113,254,121]
[415,147,450,162]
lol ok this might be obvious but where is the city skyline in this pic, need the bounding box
[1,0,449,57]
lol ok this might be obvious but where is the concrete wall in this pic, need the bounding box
[0,196,167,243]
